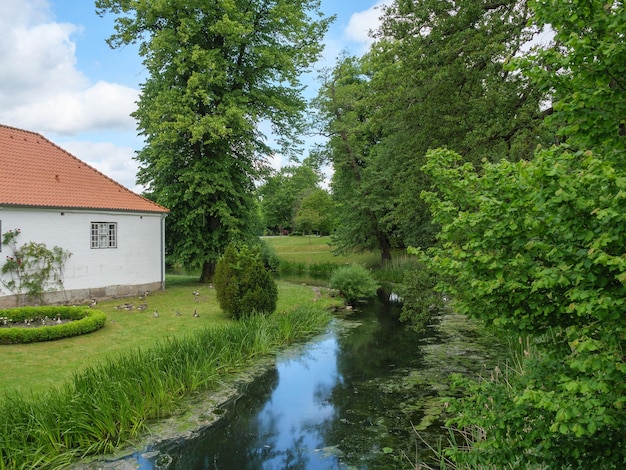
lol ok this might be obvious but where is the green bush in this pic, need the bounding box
[329,264,379,305]
[419,146,626,467]
[0,306,106,344]
[214,243,278,319]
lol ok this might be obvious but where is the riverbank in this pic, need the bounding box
[0,277,331,396]
[75,303,506,469]
[70,310,360,469]
[0,301,339,469]
[70,353,279,469]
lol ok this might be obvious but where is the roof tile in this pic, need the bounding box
[0,124,168,213]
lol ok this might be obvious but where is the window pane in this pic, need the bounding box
[91,222,117,249]
[91,223,99,248]
[99,223,108,247]
[108,224,117,248]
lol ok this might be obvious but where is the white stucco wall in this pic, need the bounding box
[0,206,166,304]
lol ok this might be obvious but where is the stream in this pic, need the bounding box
[121,292,501,470]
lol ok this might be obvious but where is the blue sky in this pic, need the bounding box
[0,1,392,192]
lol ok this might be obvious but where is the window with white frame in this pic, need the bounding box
[91,222,117,249]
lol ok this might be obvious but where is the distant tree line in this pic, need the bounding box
[256,157,334,236]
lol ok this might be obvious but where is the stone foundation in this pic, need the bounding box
[0,282,164,309]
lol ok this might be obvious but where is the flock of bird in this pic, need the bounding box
[112,289,203,319]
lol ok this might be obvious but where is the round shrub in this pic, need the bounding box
[0,306,106,344]
[214,243,278,319]
[329,264,379,305]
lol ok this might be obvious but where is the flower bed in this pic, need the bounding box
[0,306,106,344]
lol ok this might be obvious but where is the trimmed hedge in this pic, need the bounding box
[0,306,106,344]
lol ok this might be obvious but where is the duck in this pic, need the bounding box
[193,309,199,318]
[152,310,159,318]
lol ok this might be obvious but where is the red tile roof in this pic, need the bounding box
[0,124,168,213]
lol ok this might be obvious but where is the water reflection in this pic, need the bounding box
[136,299,430,469]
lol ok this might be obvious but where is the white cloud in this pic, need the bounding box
[3,82,139,135]
[344,0,393,52]
[267,153,284,173]
[0,0,138,135]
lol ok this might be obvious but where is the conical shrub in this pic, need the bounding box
[214,243,278,319]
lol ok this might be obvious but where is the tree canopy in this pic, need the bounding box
[517,0,626,159]
[313,0,547,263]
[96,0,332,280]
[257,159,322,234]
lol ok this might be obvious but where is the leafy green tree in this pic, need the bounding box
[96,0,332,281]
[373,0,548,247]
[517,0,626,159]
[293,207,318,238]
[313,0,548,261]
[294,187,334,236]
[258,160,321,234]
[414,5,626,463]
[214,243,278,319]
[313,55,400,263]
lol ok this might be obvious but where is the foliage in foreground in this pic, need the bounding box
[417,146,626,467]
[329,264,379,305]
[214,243,278,319]
[0,305,331,469]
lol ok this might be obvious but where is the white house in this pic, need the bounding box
[0,124,169,308]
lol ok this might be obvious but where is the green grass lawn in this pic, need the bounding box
[0,237,375,396]
[0,275,330,396]
[263,235,383,266]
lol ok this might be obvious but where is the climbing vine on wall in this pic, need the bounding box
[1,228,72,306]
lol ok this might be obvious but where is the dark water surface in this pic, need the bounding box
[130,296,497,470]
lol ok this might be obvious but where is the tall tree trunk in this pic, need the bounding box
[200,260,216,283]
[378,233,392,265]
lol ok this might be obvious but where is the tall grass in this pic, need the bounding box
[278,260,344,278]
[370,256,422,284]
[0,305,331,469]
